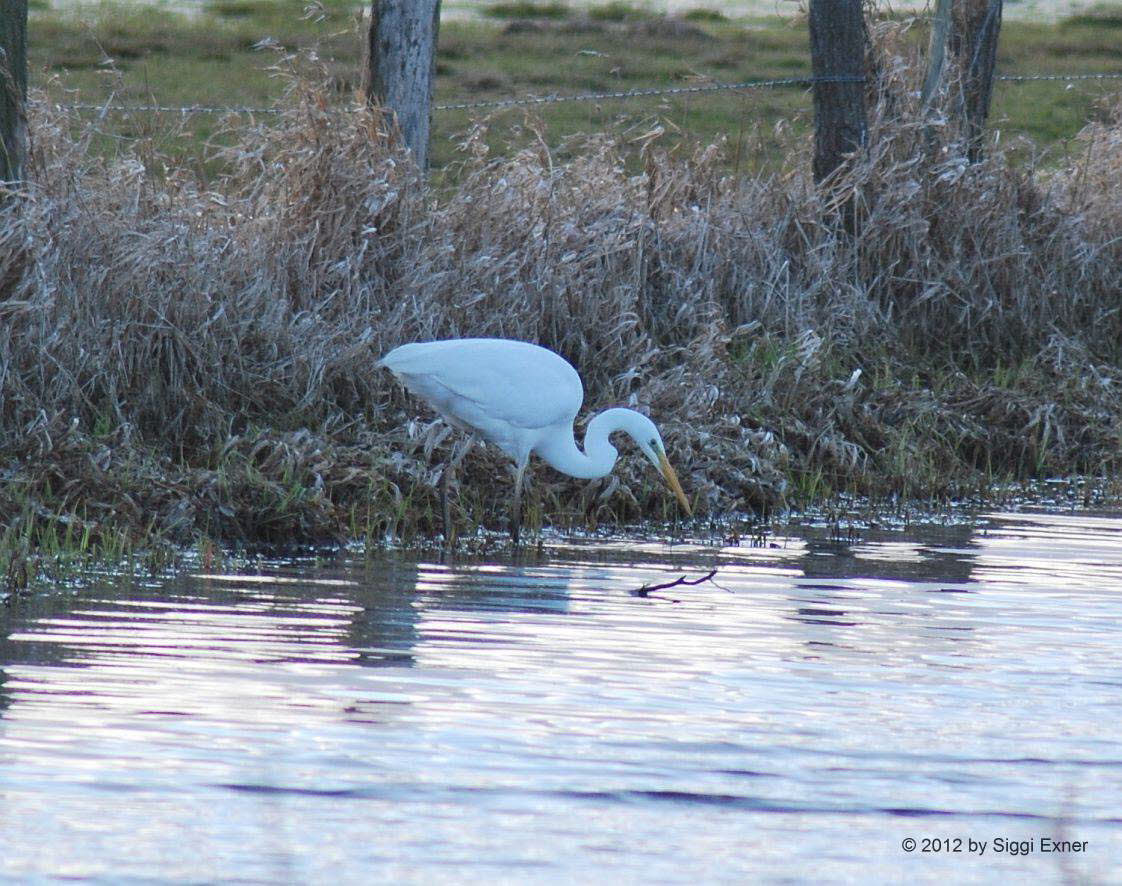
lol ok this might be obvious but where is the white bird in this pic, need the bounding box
[380,338,691,542]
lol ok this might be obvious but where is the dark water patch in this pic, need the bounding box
[881,807,1053,820]
[217,783,374,799]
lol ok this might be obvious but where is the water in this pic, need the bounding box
[1,509,1120,884]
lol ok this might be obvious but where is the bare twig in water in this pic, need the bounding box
[631,568,718,601]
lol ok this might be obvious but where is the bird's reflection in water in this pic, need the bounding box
[0,552,591,736]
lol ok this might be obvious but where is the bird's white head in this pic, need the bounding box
[607,410,692,516]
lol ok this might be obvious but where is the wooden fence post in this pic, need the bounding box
[808,0,868,230]
[363,0,441,171]
[921,0,954,112]
[952,0,1003,162]
[0,0,28,188]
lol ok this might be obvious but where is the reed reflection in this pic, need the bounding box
[780,523,980,653]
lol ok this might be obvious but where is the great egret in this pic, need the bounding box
[380,338,691,542]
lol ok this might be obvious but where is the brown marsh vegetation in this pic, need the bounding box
[1,37,1122,585]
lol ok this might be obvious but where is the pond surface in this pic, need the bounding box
[1,509,1120,883]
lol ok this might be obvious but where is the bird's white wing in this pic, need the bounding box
[380,339,584,433]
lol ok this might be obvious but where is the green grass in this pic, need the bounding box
[25,2,1122,174]
[587,2,658,21]
[683,8,730,23]
[482,2,571,18]
[0,494,173,599]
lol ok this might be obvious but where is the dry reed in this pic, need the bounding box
[1,66,1120,549]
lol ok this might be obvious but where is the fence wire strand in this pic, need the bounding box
[64,70,1122,118]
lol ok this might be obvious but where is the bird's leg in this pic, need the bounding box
[510,459,529,546]
[441,465,454,548]
[441,435,474,547]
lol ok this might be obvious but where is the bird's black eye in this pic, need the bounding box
[649,439,657,448]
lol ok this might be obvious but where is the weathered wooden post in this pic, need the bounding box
[808,0,868,231]
[951,0,1003,162]
[363,0,441,171]
[0,0,28,187]
[921,0,954,113]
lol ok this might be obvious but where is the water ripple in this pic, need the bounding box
[0,510,1120,882]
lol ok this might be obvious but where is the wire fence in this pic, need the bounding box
[64,69,1122,118]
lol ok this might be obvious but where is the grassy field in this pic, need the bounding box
[25,0,1122,172]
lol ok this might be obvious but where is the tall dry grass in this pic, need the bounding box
[1,66,1121,546]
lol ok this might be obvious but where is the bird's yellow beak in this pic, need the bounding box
[658,451,692,516]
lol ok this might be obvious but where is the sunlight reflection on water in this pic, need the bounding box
[0,510,1120,883]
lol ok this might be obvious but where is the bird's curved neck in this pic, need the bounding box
[535,408,640,480]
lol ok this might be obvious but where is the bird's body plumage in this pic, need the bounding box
[380,337,690,540]
[379,339,582,467]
